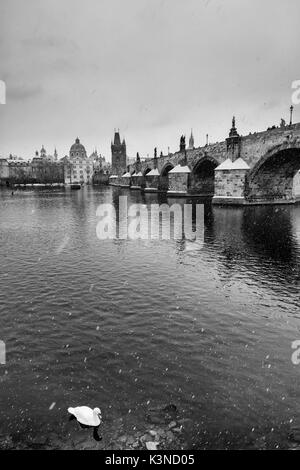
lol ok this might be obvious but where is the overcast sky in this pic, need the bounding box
[0,0,299,161]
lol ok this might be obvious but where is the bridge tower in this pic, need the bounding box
[111,130,127,176]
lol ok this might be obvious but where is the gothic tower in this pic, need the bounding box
[111,130,127,175]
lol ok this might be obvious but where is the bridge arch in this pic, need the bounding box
[189,155,219,195]
[161,162,174,176]
[159,162,174,191]
[246,140,300,203]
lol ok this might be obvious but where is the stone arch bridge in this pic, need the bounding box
[111,121,300,205]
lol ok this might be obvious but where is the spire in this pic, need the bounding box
[188,129,194,149]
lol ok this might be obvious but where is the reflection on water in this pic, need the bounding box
[0,186,300,449]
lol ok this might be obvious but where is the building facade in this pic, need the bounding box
[64,137,93,185]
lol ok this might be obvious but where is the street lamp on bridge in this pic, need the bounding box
[290,105,294,126]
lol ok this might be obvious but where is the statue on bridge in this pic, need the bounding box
[280,118,286,128]
[229,116,239,137]
[180,135,186,152]
[227,115,241,159]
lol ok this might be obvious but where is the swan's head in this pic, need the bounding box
[93,407,102,417]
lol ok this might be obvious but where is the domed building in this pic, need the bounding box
[69,137,87,159]
[64,137,93,186]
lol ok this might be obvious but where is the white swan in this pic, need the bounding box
[68,406,102,426]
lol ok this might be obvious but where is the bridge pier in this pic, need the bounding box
[293,171,300,202]
[120,172,131,187]
[144,169,160,192]
[167,165,191,196]
[212,158,250,205]
[109,175,119,186]
[130,172,143,190]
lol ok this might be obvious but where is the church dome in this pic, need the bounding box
[69,137,87,158]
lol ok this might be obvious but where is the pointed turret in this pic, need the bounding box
[188,129,194,150]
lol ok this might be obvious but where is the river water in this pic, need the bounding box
[0,186,300,449]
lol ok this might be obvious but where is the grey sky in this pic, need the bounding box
[0,0,299,161]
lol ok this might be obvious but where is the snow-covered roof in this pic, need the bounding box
[109,175,118,179]
[146,168,160,176]
[134,171,143,176]
[168,165,191,174]
[122,172,131,177]
[215,157,250,171]
[231,157,250,170]
[215,158,233,170]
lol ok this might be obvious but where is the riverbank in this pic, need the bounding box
[1,404,300,450]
